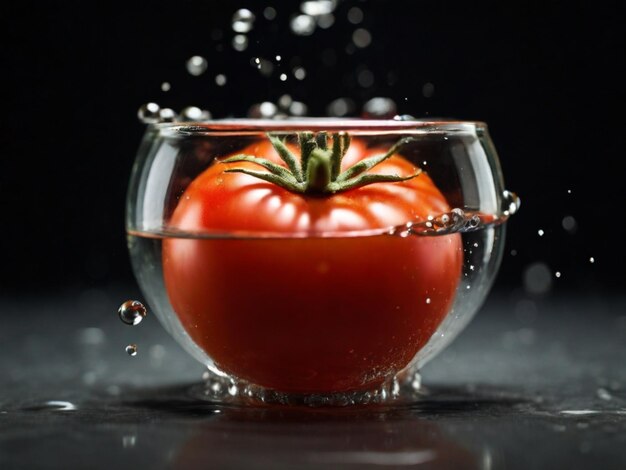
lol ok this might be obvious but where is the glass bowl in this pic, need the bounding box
[126,119,518,406]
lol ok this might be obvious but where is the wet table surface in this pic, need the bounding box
[1,290,625,469]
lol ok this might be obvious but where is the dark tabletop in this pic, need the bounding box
[1,289,625,469]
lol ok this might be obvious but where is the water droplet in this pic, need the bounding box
[122,435,137,448]
[301,0,336,16]
[326,97,355,117]
[597,388,612,400]
[362,97,397,118]
[232,34,248,51]
[502,190,521,215]
[425,298,431,304]
[352,28,372,48]
[316,14,335,29]
[248,102,278,118]
[118,300,147,326]
[78,327,105,345]
[180,106,211,121]
[126,344,138,356]
[562,215,577,233]
[567,189,572,194]
[161,81,171,92]
[422,82,435,98]
[293,66,307,80]
[555,271,561,278]
[232,9,256,33]
[347,6,364,24]
[44,401,77,411]
[252,57,274,76]
[523,262,553,295]
[290,14,316,36]
[137,103,160,124]
[186,56,208,76]
[357,69,374,88]
[589,257,595,264]
[289,101,308,116]
[393,114,416,121]
[511,249,518,256]
[537,229,545,237]
[159,108,177,122]
[215,74,227,86]
[279,73,288,81]
[264,7,277,20]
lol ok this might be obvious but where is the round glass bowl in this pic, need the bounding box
[126,119,518,406]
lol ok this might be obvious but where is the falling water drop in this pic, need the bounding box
[347,7,364,24]
[293,66,307,80]
[180,106,211,121]
[352,28,372,48]
[232,9,256,33]
[137,103,161,124]
[362,97,397,118]
[263,7,277,20]
[126,344,138,357]
[215,74,227,86]
[290,14,316,36]
[161,81,171,92]
[186,56,208,76]
[159,108,177,122]
[118,300,147,326]
[326,98,355,117]
[232,34,249,51]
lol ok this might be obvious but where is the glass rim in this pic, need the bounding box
[156,118,487,136]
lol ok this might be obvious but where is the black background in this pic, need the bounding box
[1,0,624,298]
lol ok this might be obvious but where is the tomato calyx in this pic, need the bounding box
[222,132,422,196]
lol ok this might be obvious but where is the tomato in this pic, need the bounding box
[162,135,462,394]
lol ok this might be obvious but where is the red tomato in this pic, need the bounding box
[163,137,462,393]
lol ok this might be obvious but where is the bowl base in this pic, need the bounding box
[189,364,423,407]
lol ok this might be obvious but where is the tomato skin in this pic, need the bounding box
[163,138,462,393]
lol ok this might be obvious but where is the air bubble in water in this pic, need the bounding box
[362,97,397,118]
[137,103,160,124]
[523,262,553,295]
[291,14,316,36]
[181,106,211,121]
[118,300,147,326]
[186,56,208,76]
[352,28,372,48]
[232,34,248,51]
[126,344,138,356]
[326,97,355,117]
[232,9,256,33]
[215,74,227,86]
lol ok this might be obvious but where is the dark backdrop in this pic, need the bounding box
[1,1,624,298]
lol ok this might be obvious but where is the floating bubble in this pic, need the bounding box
[161,81,171,92]
[352,28,372,48]
[291,14,316,36]
[263,6,277,20]
[248,102,278,119]
[326,97,355,117]
[126,344,138,356]
[301,0,336,16]
[232,9,255,33]
[118,300,147,326]
[316,14,335,29]
[180,106,211,121]
[232,34,248,51]
[137,103,160,124]
[561,215,577,233]
[422,82,435,98]
[357,69,375,88]
[362,97,397,118]
[159,108,177,122]
[186,56,208,76]
[523,262,553,295]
